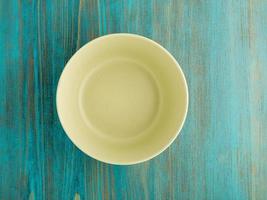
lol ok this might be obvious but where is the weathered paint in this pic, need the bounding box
[0,0,267,199]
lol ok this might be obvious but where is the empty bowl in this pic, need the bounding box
[56,33,188,165]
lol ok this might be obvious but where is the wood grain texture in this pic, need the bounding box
[0,0,267,199]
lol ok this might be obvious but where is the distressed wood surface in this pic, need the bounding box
[0,0,267,199]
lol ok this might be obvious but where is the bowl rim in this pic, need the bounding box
[56,33,189,165]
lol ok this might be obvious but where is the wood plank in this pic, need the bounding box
[0,0,266,199]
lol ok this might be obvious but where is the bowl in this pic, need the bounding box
[56,33,188,165]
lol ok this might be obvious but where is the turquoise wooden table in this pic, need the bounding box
[1,0,267,199]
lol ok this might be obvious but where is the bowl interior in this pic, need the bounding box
[57,34,188,164]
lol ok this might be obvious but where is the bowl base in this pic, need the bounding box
[79,58,160,140]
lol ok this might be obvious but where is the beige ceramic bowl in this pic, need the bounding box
[57,34,188,165]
